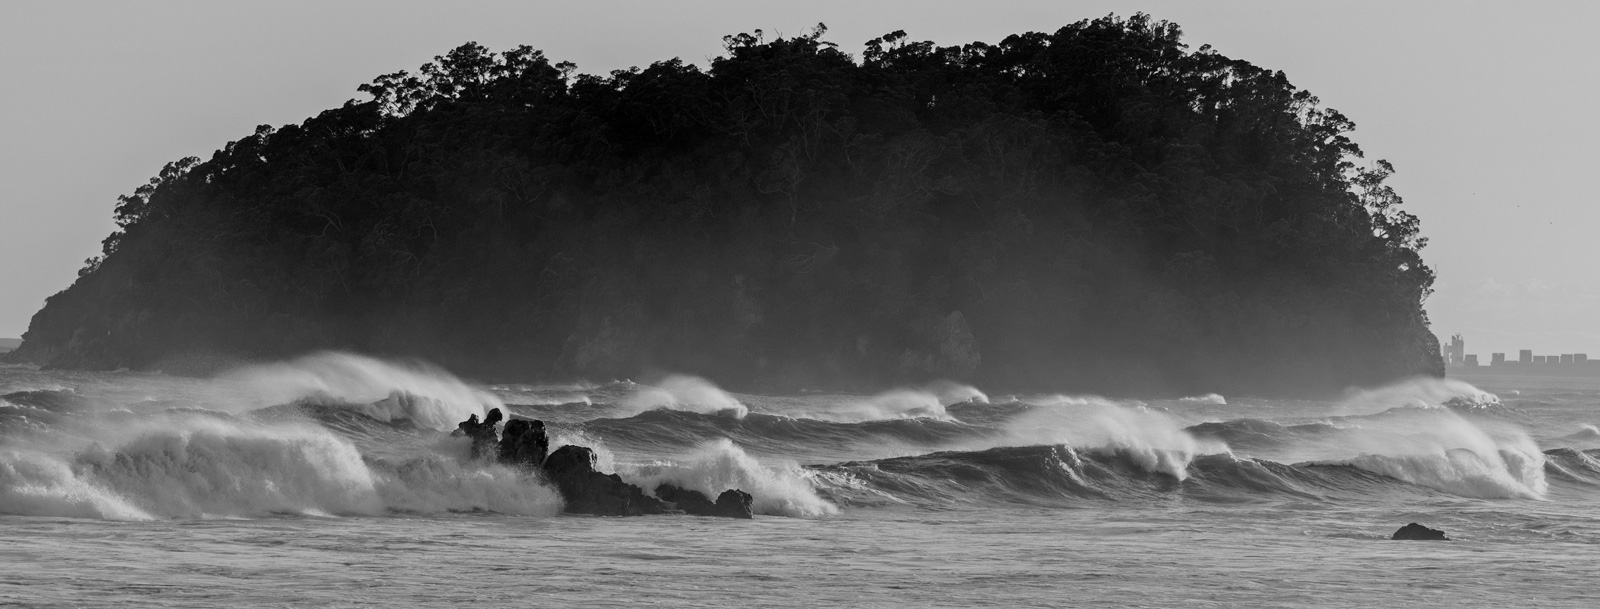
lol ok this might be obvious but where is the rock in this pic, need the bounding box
[498,418,549,467]
[1391,522,1449,540]
[655,483,716,513]
[653,484,753,519]
[449,412,757,518]
[453,408,502,460]
[714,489,755,519]
[452,413,479,436]
[541,445,666,517]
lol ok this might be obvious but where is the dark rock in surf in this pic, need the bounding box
[541,445,667,517]
[655,484,754,519]
[1391,522,1449,540]
[454,408,503,459]
[654,483,712,513]
[498,418,549,467]
[450,412,755,517]
[714,489,755,519]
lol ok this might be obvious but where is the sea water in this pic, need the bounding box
[2,355,1597,607]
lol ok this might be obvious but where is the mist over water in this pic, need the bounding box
[621,375,749,418]
[219,351,502,430]
[996,396,1219,480]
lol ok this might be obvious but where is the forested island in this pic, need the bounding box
[7,15,1443,395]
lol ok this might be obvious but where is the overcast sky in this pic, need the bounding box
[2,0,1595,359]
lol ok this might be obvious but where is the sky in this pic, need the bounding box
[1,0,1595,359]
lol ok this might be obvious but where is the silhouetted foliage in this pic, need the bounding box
[10,15,1442,395]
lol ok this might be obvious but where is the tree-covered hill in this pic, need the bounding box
[8,15,1443,395]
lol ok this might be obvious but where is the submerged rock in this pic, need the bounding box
[498,418,548,467]
[656,484,754,519]
[1391,522,1449,540]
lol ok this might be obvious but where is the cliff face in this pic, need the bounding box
[8,16,1444,395]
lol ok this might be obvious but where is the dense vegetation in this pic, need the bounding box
[10,15,1443,395]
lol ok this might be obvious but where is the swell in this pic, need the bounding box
[1542,447,1600,492]
[805,444,1457,508]
[7,374,1597,518]
[0,407,562,520]
[544,408,998,462]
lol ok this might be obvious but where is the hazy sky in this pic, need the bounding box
[2,1,1595,358]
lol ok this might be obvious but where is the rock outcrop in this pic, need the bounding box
[1391,522,1449,540]
[451,412,757,518]
[655,484,754,519]
[453,408,503,459]
[541,445,667,516]
[498,418,548,467]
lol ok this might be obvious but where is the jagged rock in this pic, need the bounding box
[714,489,754,519]
[454,408,502,459]
[1391,522,1449,540]
[541,445,666,517]
[450,412,757,518]
[498,418,549,467]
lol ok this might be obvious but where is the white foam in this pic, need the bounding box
[793,389,956,423]
[0,449,154,520]
[621,375,748,418]
[370,457,562,515]
[622,439,838,517]
[1328,408,1545,499]
[217,351,501,430]
[1277,377,1547,498]
[1334,376,1499,416]
[548,428,617,475]
[923,381,989,405]
[1179,393,1228,405]
[72,417,389,518]
[0,412,561,520]
[999,395,1221,480]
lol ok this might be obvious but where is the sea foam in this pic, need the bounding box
[999,395,1223,480]
[621,375,748,418]
[217,351,501,430]
[623,439,838,517]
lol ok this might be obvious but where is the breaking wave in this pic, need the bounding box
[0,412,559,520]
[621,375,748,418]
[622,439,838,517]
[3,359,1591,520]
[218,351,502,430]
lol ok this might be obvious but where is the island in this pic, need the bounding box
[4,14,1442,397]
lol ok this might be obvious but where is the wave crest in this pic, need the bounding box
[623,439,837,517]
[622,375,748,418]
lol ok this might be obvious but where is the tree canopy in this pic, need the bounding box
[11,15,1443,395]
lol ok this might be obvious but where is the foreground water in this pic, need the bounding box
[2,355,1598,607]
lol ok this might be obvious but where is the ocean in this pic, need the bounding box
[2,353,1597,607]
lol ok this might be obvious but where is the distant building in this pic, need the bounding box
[1451,339,1600,377]
[1444,334,1465,366]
